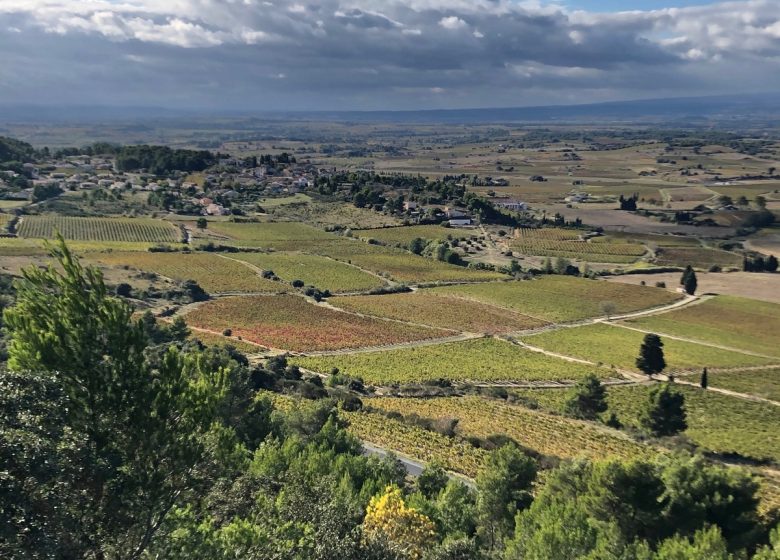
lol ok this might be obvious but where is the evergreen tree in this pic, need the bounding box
[639,384,687,437]
[700,367,708,389]
[563,373,608,420]
[636,333,666,375]
[767,255,779,272]
[684,269,698,295]
[680,264,694,286]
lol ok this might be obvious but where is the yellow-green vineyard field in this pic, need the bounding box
[330,292,548,333]
[511,227,647,263]
[90,251,284,293]
[514,385,780,463]
[364,396,648,461]
[198,221,337,250]
[521,323,777,373]
[702,368,780,402]
[18,216,181,243]
[292,337,606,384]
[184,294,446,352]
[624,296,780,358]
[433,276,681,322]
[231,251,386,293]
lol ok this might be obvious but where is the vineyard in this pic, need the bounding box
[18,216,182,243]
[200,221,339,250]
[353,225,471,246]
[90,251,285,293]
[434,276,681,322]
[317,242,506,284]
[703,367,780,403]
[511,227,646,263]
[0,213,11,232]
[232,251,386,293]
[624,296,780,358]
[291,337,607,384]
[329,292,548,333]
[344,409,487,478]
[653,246,743,269]
[522,323,777,372]
[183,294,446,352]
[363,396,649,461]
[186,328,267,354]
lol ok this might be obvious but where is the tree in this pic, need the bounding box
[654,526,732,560]
[417,461,449,499]
[476,443,536,549]
[639,384,687,437]
[363,485,437,559]
[436,480,477,540]
[767,255,779,272]
[684,269,698,295]
[700,367,708,389]
[755,195,768,209]
[636,333,666,375]
[564,373,608,420]
[680,265,694,287]
[600,301,617,319]
[1,237,233,559]
[196,217,208,229]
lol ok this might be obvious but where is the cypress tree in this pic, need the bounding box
[700,367,708,389]
[684,269,698,295]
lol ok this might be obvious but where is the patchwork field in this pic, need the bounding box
[433,276,681,322]
[292,337,605,384]
[90,251,284,293]
[231,251,386,293]
[363,396,648,461]
[521,323,777,372]
[18,216,181,243]
[183,294,446,352]
[187,328,267,353]
[198,221,338,250]
[329,292,548,333]
[624,296,780,358]
[653,246,742,269]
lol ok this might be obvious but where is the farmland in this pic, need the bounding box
[363,396,649,461]
[18,216,182,243]
[433,276,681,322]
[653,246,743,269]
[512,383,780,462]
[521,323,777,372]
[292,337,607,384]
[353,225,471,246]
[624,296,780,358]
[702,367,780,402]
[197,221,338,249]
[183,294,446,352]
[511,227,647,263]
[231,251,386,293]
[329,292,547,333]
[90,251,284,293]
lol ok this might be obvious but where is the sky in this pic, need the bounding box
[0,0,778,112]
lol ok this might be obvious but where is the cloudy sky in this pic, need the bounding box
[0,0,778,111]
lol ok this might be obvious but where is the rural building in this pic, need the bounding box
[496,199,528,211]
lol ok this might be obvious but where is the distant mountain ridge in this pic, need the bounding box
[0,93,778,124]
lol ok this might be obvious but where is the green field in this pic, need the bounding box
[703,368,780,402]
[200,221,338,250]
[91,251,284,293]
[17,216,182,243]
[521,323,776,372]
[353,225,471,246]
[330,291,548,333]
[433,276,681,322]
[292,337,607,384]
[231,251,386,293]
[624,296,780,358]
[653,247,742,269]
[511,228,647,263]
[513,384,780,462]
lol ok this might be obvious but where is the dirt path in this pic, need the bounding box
[299,332,485,357]
[608,322,780,361]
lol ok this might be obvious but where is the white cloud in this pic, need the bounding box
[439,16,467,30]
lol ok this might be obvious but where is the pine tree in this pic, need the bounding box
[680,265,694,286]
[636,333,666,375]
[700,367,708,389]
[564,374,608,420]
[639,384,687,437]
[767,255,778,273]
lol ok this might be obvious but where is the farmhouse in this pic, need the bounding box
[496,199,528,211]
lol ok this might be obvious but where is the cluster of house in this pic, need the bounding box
[402,201,477,226]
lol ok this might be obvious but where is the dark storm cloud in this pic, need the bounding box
[0,0,778,109]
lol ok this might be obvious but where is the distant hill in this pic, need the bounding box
[0,93,779,125]
[0,136,36,163]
